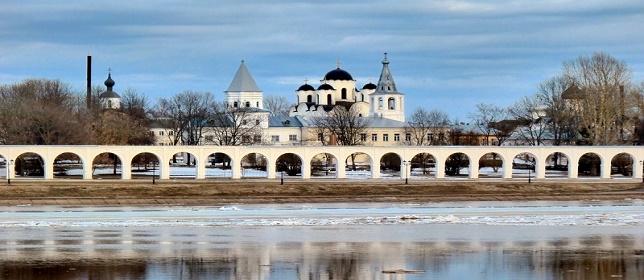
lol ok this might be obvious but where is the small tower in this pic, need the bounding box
[99,70,121,109]
[370,53,405,122]
[225,60,263,109]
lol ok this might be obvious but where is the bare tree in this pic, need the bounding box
[0,79,88,145]
[202,102,267,146]
[468,103,509,146]
[536,75,577,145]
[562,52,637,145]
[507,95,549,146]
[312,106,371,146]
[154,90,216,145]
[263,95,291,117]
[404,108,449,145]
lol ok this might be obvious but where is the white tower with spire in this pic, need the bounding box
[225,60,263,109]
[99,69,121,110]
[369,53,405,122]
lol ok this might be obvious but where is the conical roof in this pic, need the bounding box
[226,60,261,92]
[374,53,401,95]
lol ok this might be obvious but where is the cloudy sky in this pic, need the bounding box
[2,0,643,120]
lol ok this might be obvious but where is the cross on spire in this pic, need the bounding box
[108,68,112,74]
[336,58,342,69]
[304,77,308,84]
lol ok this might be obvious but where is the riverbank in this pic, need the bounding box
[0,179,643,206]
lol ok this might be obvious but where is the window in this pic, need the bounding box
[242,135,251,143]
[427,134,434,142]
[371,134,378,141]
[388,97,395,110]
[271,135,280,142]
[205,135,214,142]
[289,135,297,141]
[159,131,164,136]
[242,120,248,125]
[394,134,400,142]
[383,134,389,142]
[256,119,260,125]
[233,101,238,108]
[317,133,323,142]
[245,101,250,107]
[360,133,367,141]
[327,94,332,104]
[253,135,262,143]
[405,133,411,142]
[169,131,174,136]
[307,95,313,103]
[378,97,383,108]
[149,131,154,136]
[341,88,347,99]
[256,102,259,107]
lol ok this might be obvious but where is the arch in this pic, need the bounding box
[276,153,303,178]
[15,152,45,179]
[341,88,347,99]
[545,152,569,179]
[388,97,395,110]
[327,94,332,105]
[410,153,437,179]
[169,152,198,179]
[478,152,504,179]
[311,153,338,178]
[444,153,469,177]
[578,152,602,178]
[241,152,268,178]
[53,152,84,179]
[379,152,402,179]
[92,152,122,179]
[378,97,384,108]
[345,152,372,179]
[206,152,233,179]
[512,152,537,180]
[131,152,160,180]
[307,95,313,103]
[610,153,634,179]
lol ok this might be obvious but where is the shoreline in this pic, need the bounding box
[0,179,643,206]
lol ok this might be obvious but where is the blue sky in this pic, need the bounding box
[1,0,643,120]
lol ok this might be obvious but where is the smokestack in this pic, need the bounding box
[86,55,91,109]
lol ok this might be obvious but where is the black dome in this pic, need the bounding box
[104,74,115,88]
[362,83,376,90]
[317,83,335,90]
[297,84,315,91]
[324,68,353,81]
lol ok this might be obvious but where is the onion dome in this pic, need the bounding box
[297,83,315,91]
[323,68,353,81]
[362,82,376,90]
[104,73,115,88]
[317,83,335,90]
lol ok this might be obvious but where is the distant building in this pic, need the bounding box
[99,71,121,110]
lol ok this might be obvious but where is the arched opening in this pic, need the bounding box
[241,153,268,178]
[378,97,383,108]
[379,153,402,179]
[276,153,303,178]
[53,152,83,179]
[512,153,536,180]
[410,153,436,179]
[307,95,313,103]
[345,152,372,179]
[341,88,347,99]
[545,152,569,179]
[169,152,197,179]
[578,153,601,178]
[444,153,469,177]
[92,152,122,179]
[388,97,395,110]
[327,94,332,105]
[14,152,45,179]
[478,152,503,179]
[131,153,160,180]
[0,155,6,180]
[206,152,232,178]
[311,153,337,178]
[610,153,634,179]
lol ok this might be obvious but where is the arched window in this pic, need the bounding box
[233,101,238,108]
[307,95,312,103]
[378,97,384,108]
[256,102,259,107]
[107,100,112,108]
[245,101,250,107]
[327,94,332,104]
[388,97,395,110]
[341,88,347,99]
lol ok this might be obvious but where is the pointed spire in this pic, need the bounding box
[226,60,261,92]
[375,52,398,93]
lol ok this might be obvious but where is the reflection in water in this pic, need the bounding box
[1,202,644,279]
[1,231,643,279]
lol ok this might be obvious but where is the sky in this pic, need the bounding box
[1,0,644,121]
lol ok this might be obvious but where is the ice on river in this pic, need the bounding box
[1,201,643,228]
